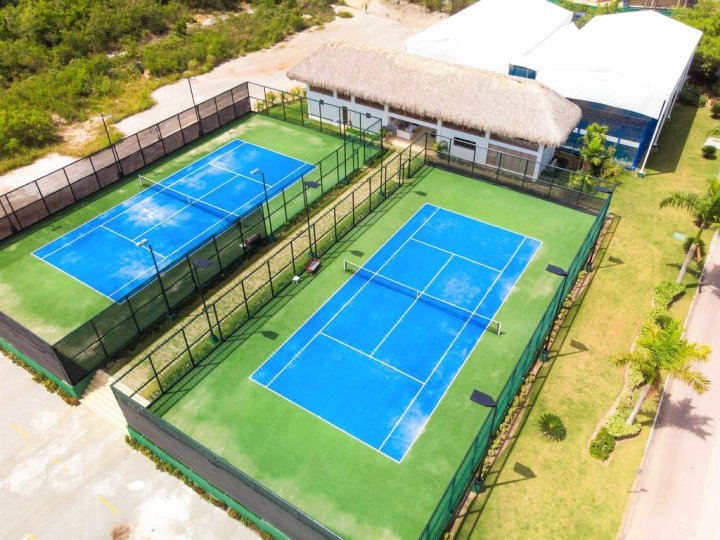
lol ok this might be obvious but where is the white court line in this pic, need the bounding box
[379,234,537,459]
[409,237,502,273]
[427,205,544,245]
[319,332,425,385]
[247,377,401,463]
[30,251,118,302]
[396,236,542,462]
[268,162,316,189]
[35,139,246,261]
[370,252,455,358]
[131,171,241,240]
[255,206,440,389]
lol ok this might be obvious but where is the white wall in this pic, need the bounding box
[306,88,384,133]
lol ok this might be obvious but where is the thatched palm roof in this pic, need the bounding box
[288,41,581,147]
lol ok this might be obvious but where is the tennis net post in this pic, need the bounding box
[343,259,502,335]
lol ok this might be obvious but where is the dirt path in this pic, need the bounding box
[0,1,442,195]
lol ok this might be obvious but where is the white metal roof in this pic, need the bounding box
[513,10,703,118]
[404,0,573,73]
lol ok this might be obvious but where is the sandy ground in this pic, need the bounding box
[0,354,259,540]
[618,231,720,540]
[0,1,442,196]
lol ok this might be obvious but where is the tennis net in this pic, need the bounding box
[343,260,501,335]
[139,175,240,221]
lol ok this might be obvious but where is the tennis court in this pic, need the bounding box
[33,139,314,301]
[252,204,541,461]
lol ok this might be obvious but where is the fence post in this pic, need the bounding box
[146,354,164,394]
[333,206,338,242]
[496,153,502,180]
[35,181,51,216]
[290,241,296,275]
[300,97,305,126]
[181,328,195,366]
[62,168,78,202]
[90,320,109,359]
[213,304,223,341]
[135,134,147,167]
[212,235,223,273]
[281,92,287,121]
[471,144,477,177]
[267,260,275,297]
[125,296,142,334]
[351,191,356,225]
[241,280,251,319]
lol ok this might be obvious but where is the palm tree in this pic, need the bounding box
[615,316,710,425]
[660,176,720,283]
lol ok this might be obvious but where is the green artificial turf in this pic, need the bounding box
[153,167,596,539]
[0,115,345,344]
[456,105,716,539]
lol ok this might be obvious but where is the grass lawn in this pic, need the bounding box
[149,166,598,539]
[456,105,717,539]
[0,115,344,344]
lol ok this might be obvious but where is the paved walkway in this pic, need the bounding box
[0,354,258,540]
[619,231,720,540]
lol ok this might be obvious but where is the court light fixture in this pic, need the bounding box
[545,264,568,277]
[469,389,497,493]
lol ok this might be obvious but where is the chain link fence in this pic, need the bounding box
[112,132,611,539]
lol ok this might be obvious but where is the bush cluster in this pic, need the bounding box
[678,84,709,108]
[589,428,616,461]
[2,346,80,405]
[653,281,685,309]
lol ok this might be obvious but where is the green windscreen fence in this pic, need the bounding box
[50,92,382,385]
[417,193,611,539]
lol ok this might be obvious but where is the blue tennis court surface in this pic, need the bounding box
[33,140,314,301]
[251,204,541,462]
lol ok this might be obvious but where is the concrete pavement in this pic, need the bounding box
[619,231,720,540]
[0,355,258,540]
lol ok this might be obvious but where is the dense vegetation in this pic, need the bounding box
[673,0,720,83]
[0,0,335,169]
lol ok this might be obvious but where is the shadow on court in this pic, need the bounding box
[150,173,420,417]
[456,214,619,538]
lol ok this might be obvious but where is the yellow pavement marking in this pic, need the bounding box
[97,495,119,514]
[51,457,71,473]
[11,423,29,439]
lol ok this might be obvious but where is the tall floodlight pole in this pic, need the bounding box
[250,168,274,239]
[136,238,172,317]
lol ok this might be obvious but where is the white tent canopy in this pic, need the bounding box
[404,0,573,74]
[513,10,703,119]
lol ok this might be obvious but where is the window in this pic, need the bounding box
[310,85,333,97]
[389,106,436,125]
[489,132,539,151]
[453,137,476,150]
[354,96,384,110]
[509,65,537,80]
[443,120,486,138]
[337,91,351,101]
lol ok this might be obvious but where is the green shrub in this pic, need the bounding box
[538,413,567,441]
[712,102,720,118]
[605,411,641,439]
[2,346,80,405]
[589,428,616,461]
[337,10,354,18]
[701,144,717,158]
[654,281,685,309]
[678,84,705,107]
